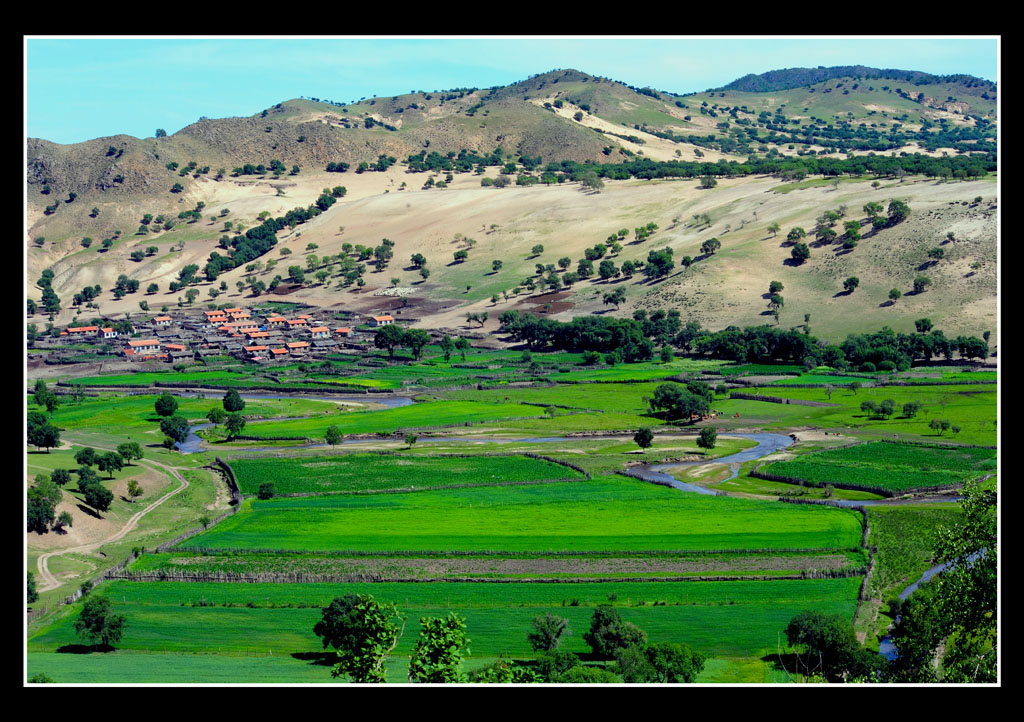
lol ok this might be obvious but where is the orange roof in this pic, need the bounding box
[373,315,394,322]
[335,327,352,333]
[246,331,269,338]
[204,310,227,317]
[128,339,159,347]
[271,348,288,355]
[310,326,329,332]
[68,326,99,333]
[224,307,242,313]
[154,316,172,322]
[286,342,310,349]
[267,316,287,323]
[297,314,313,319]
[287,318,307,325]
[101,327,114,333]
[245,345,269,352]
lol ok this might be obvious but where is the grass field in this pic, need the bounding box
[758,441,995,494]
[28,578,861,671]
[866,503,963,602]
[228,453,585,495]
[181,477,863,553]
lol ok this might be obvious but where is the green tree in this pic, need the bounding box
[784,610,879,682]
[27,482,58,533]
[258,482,275,500]
[843,277,859,293]
[313,594,405,683]
[28,421,61,452]
[223,389,246,413]
[454,337,470,361]
[74,595,126,648]
[787,227,806,243]
[154,393,179,418]
[408,614,470,683]
[767,222,780,237]
[81,482,113,513]
[615,642,706,683]
[375,323,405,358]
[224,413,246,439]
[96,451,124,479]
[403,328,431,360]
[126,479,143,503]
[28,571,39,604]
[700,238,721,256]
[697,427,717,450]
[527,613,571,652]
[889,288,902,303]
[206,407,226,425]
[439,335,455,362]
[325,425,341,446]
[913,276,931,294]
[791,243,810,264]
[405,433,418,450]
[583,605,647,658]
[160,415,191,444]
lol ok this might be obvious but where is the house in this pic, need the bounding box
[100,328,118,339]
[370,315,394,327]
[286,341,310,355]
[270,347,289,359]
[127,339,160,354]
[244,345,269,360]
[67,325,100,336]
[154,316,172,327]
[163,343,187,353]
[287,318,308,328]
[335,327,354,337]
[309,326,330,339]
[266,316,288,328]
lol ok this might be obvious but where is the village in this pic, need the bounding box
[31,309,399,366]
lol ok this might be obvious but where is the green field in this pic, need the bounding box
[228,453,585,495]
[181,477,863,553]
[28,578,861,670]
[759,441,995,495]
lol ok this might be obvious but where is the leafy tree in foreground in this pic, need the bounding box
[633,427,654,452]
[258,482,275,500]
[784,610,880,682]
[408,614,470,683]
[82,481,114,513]
[325,425,341,446]
[527,613,571,652]
[842,276,859,293]
[96,451,124,479]
[583,606,647,658]
[160,415,191,444]
[696,426,717,450]
[314,594,405,683]
[224,413,246,439]
[28,571,39,604]
[615,642,706,683]
[74,595,126,648]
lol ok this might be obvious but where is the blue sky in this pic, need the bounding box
[26,36,999,145]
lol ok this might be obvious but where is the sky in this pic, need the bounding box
[26,36,999,145]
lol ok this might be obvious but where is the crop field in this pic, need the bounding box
[767,375,872,386]
[758,441,995,494]
[227,454,585,495]
[28,578,861,665]
[180,477,864,553]
[231,400,546,439]
[70,370,254,387]
[866,503,963,601]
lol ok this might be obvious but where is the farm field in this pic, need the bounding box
[180,477,864,553]
[27,578,862,675]
[757,441,995,495]
[227,453,586,495]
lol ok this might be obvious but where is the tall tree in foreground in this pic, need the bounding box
[527,613,571,652]
[74,596,127,648]
[314,594,405,683]
[408,614,470,683]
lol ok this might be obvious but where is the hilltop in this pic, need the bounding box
[26,67,998,345]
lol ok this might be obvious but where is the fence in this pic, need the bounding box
[729,392,838,407]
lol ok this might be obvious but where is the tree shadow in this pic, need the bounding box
[291,651,336,667]
[76,503,103,519]
[57,644,116,654]
[833,290,853,298]
[782,258,806,267]
[879,301,895,308]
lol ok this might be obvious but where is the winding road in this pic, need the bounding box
[35,456,191,593]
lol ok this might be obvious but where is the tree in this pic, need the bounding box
[767,222,780,237]
[74,447,97,467]
[697,427,717,450]
[405,433,418,449]
[616,642,706,683]
[28,483,58,533]
[603,287,626,310]
[902,401,922,418]
[791,243,810,264]
[29,422,61,452]
[889,288,902,303]
[224,413,246,439]
[222,389,246,413]
[439,335,455,362]
[154,392,178,418]
[492,259,503,273]
[784,610,879,682]
[160,415,190,444]
[28,571,38,604]
[528,613,571,652]
[258,482,275,500]
[700,238,721,256]
[913,276,931,294]
[206,407,226,425]
[326,425,341,446]
[96,451,124,479]
[531,244,544,257]
[787,227,806,243]
[375,324,405,358]
[313,594,405,683]
[82,481,113,513]
[915,318,933,333]
[887,198,911,225]
[584,606,647,658]
[699,175,717,189]
[408,614,470,683]
[74,595,126,648]
[454,337,470,361]
[403,328,431,360]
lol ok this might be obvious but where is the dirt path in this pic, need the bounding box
[35,456,190,593]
